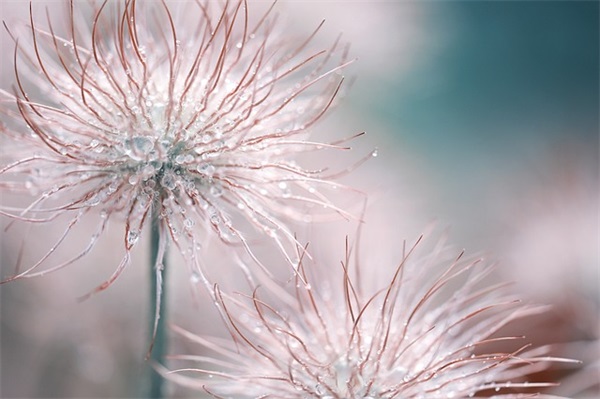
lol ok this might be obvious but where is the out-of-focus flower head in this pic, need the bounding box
[0,0,359,293]
[168,232,573,398]
[490,143,599,398]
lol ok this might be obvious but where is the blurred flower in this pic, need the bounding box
[168,233,572,398]
[490,143,599,398]
[0,0,357,292]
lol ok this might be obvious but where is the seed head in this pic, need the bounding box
[0,0,357,291]
[169,235,574,398]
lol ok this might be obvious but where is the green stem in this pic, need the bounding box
[148,210,167,398]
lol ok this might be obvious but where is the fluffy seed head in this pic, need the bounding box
[0,0,358,290]
[169,234,573,398]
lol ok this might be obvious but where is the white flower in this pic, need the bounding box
[169,234,573,398]
[0,0,357,293]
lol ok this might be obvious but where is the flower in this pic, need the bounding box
[168,233,573,398]
[0,0,357,293]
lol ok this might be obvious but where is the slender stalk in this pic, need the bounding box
[147,210,167,398]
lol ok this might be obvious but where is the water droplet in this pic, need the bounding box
[128,175,140,185]
[85,194,101,206]
[183,218,194,229]
[196,163,215,176]
[127,136,154,157]
[127,230,139,245]
[371,148,379,157]
[161,173,177,190]
[201,133,212,143]
[141,164,156,179]
[210,185,223,197]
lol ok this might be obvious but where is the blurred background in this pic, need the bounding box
[1,0,598,397]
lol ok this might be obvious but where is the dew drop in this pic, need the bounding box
[201,133,212,143]
[128,175,140,185]
[127,230,139,245]
[210,185,223,197]
[371,148,379,157]
[196,163,215,176]
[85,194,101,206]
[128,136,154,156]
[161,173,177,190]
[141,164,156,179]
[184,218,194,229]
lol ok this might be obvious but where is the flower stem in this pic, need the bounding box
[148,210,167,398]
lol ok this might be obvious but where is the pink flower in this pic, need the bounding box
[0,0,357,293]
[169,233,573,398]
